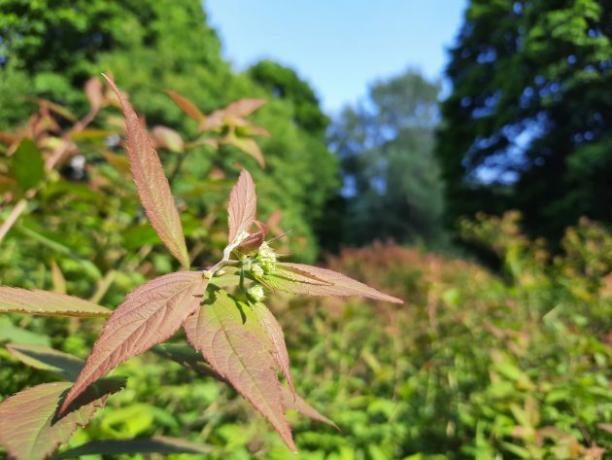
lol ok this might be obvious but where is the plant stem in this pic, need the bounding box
[0,198,27,243]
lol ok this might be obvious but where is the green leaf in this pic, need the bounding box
[6,343,83,381]
[0,317,51,346]
[12,139,45,192]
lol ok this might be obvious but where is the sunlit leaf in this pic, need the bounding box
[152,126,184,153]
[183,289,295,450]
[227,169,257,245]
[0,378,124,460]
[252,302,295,395]
[6,343,83,381]
[271,263,403,304]
[165,90,206,125]
[202,99,266,132]
[0,287,111,317]
[224,99,267,118]
[59,272,205,416]
[103,75,190,268]
[223,135,265,168]
[280,386,338,430]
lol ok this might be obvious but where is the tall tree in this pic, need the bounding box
[437,0,612,242]
[329,69,444,246]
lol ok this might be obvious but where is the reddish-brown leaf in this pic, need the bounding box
[0,287,111,318]
[152,126,184,153]
[103,75,190,268]
[224,99,267,118]
[0,379,123,460]
[252,302,295,395]
[280,386,338,429]
[272,263,403,304]
[165,90,206,125]
[59,272,204,415]
[84,77,104,111]
[183,290,295,451]
[227,169,257,245]
[223,135,265,168]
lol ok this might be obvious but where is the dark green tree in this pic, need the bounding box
[0,0,339,260]
[248,60,329,135]
[437,0,612,242]
[329,69,444,246]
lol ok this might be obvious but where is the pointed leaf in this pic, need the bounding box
[0,287,111,317]
[84,77,104,111]
[224,99,267,118]
[227,169,257,245]
[103,75,189,268]
[0,317,51,346]
[151,126,184,153]
[224,136,265,168]
[6,343,84,381]
[252,302,295,395]
[165,90,206,124]
[59,272,204,415]
[0,378,124,460]
[280,386,338,430]
[183,290,295,451]
[273,263,403,304]
[54,436,212,458]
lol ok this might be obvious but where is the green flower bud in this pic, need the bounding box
[257,242,277,273]
[251,263,264,278]
[247,284,265,302]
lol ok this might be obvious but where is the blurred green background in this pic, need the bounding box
[0,0,610,458]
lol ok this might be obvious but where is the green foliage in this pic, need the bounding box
[0,77,398,459]
[0,0,338,259]
[437,0,612,241]
[278,215,610,458]
[329,69,445,246]
[249,59,330,135]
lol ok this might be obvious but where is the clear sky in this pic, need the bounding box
[205,0,467,113]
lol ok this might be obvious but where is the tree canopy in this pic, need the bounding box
[0,0,338,260]
[437,0,612,242]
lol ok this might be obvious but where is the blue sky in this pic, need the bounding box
[205,0,467,112]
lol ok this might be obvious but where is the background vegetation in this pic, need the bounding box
[0,0,610,458]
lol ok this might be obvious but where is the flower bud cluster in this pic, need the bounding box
[256,242,277,274]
